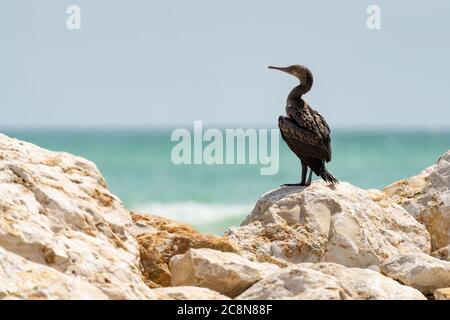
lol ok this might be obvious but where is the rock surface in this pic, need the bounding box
[0,134,154,299]
[152,286,230,300]
[380,252,450,294]
[170,248,279,297]
[225,182,430,268]
[1,133,448,301]
[432,245,450,261]
[384,151,450,251]
[434,288,450,300]
[237,262,425,300]
[0,247,107,300]
[131,212,239,288]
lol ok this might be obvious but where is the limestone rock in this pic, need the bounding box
[0,247,107,300]
[434,288,450,300]
[152,286,230,300]
[225,182,430,268]
[432,245,450,261]
[380,252,450,294]
[0,134,153,299]
[384,151,450,251]
[238,262,426,300]
[131,212,240,288]
[169,248,279,297]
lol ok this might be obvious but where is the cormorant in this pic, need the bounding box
[269,64,338,186]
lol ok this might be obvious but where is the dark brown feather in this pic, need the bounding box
[283,100,332,162]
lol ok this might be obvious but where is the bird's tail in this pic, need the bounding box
[320,170,339,184]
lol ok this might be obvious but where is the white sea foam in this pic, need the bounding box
[132,201,253,226]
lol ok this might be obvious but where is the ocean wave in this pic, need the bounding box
[132,201,253,226]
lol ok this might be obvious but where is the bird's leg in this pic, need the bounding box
[282,164,307,187]
[300,164,307,185]
[305,168,313,186]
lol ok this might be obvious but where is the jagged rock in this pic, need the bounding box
[131,212,240,288]
[381,252,450,294]
[152,286,230,300]
[432,245,450,261]
[384,151,450,251]
[434,288,450,300]
[0,247,107,300]
[2,134,447,301]
[225,182,430,268]
[237,262,426,300]
[169,248,279,297]
[0,134,154,299]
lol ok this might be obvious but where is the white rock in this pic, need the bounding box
[226,182,430,268]
[381,252,450,294]
[169,248,279,297]
[384,151,450,251]
[152,286,230,300]
[0,134,154,299]
[0,247,107,300]
[434,288,450,300]
[238,262,426,300]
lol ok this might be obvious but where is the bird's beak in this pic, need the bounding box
[268,66,290,74]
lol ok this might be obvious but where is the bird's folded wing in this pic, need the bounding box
[279,116,330,161]
[287,103,317,132]
[313,112,331,138]
[312,111,332,161]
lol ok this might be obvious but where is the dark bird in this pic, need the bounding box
[269,64,338,186]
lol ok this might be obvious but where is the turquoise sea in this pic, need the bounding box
[3,129,449,235]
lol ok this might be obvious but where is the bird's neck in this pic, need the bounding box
[287,84,310,105]
[287,69,313,104]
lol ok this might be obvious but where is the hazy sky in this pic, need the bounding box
[1,1,449,129]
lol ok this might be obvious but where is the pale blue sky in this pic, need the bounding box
[0,1,449,129]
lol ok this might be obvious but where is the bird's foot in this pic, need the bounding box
[281,183,308,187]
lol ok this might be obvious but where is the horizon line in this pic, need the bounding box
[2,125,450,133]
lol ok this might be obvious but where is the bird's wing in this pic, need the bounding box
[286,102,316,132]
[284,102,332,162]
[278,115,329,161]
[311,110,332,162]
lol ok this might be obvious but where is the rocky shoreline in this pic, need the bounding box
[0,133,449,300]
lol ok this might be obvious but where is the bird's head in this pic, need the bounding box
[268,65,313,86]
